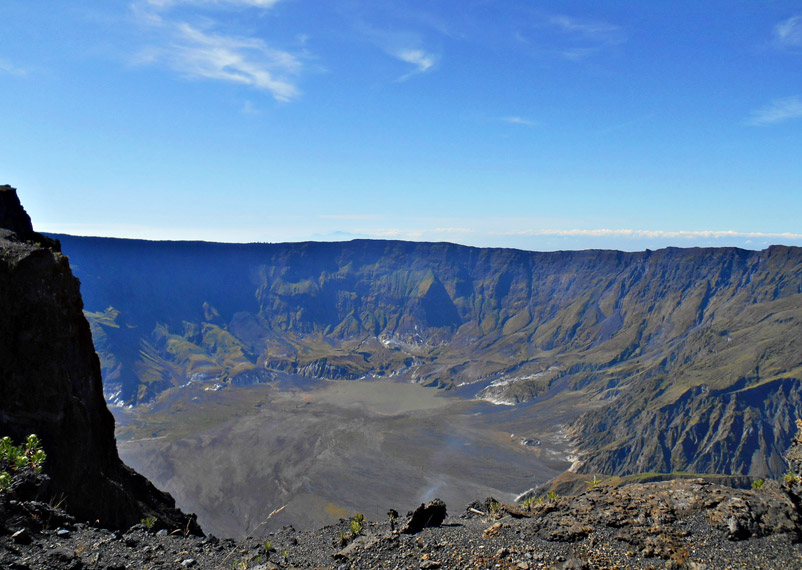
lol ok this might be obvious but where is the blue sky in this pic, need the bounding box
[1,1,801,251]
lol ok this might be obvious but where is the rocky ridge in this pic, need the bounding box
[2,466,802,569]
[0,185,199,533]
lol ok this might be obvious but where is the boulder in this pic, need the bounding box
[401,499,447,534]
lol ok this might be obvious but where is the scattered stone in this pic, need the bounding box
[47,548,75,563]
[483,522,503,538]
[3,471,802,570]
[11,529,32,545]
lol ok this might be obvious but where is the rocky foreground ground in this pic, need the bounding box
[3,477,802,570]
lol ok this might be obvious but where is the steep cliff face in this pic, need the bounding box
[0,186,199,532]
[572,377,801,476]
[53,234,802,478]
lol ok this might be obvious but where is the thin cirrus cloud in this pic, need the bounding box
[502,116,536,127]
[773,15,802,50]
[353,17,438,81]
[0,58,28,76]
[393,48,437,75]
[500,229,802,240]
[747,96,802,126]
[168,23,301,101]
[132,0,303,102]
[516,13,625,61]
[145,0,283,8]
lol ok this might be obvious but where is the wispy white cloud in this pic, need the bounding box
[350,15,439,81]
[319,214,383,221]
[498,228,802,240]
[546,15,622,40]
[517,13,625,61]
[747,96,802,126]
[146,0,283,8]
[131,0,303,101]
[393,48,437,77]
[773,15,802,50]
[502,116,536,127]
[432,227,473,234]
[241,100,261,115]
[170,22,301,100]
[0,58,29,76]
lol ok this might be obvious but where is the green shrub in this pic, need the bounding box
[0,434,47,493]
[0,472,11,492]
[349,513,364,537]
[752,479,765,490]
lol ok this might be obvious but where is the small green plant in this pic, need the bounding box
[0,434,47,493]
[141,516,157,530]
[752,479,765,490]
[784,471,800,485]
[349,512,364,537]
[0,472,11,492]
[338,529,347,546]
[263,540,272,554]
[586,475,601,489]
[282,549,289,563]
[488,501,501,519]
[546,491,557,501]
[521,496,536,511]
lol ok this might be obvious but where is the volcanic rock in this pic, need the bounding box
[0,185,200,533]
[401,499,447,534]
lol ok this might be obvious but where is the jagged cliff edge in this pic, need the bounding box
[0,185,200,533]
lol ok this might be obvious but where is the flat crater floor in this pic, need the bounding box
[115,377,583,538]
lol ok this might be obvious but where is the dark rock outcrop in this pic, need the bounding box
[401,499,447,533]
[0,185,200,533]
[0,184,59,250]
[0,185,35,240]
